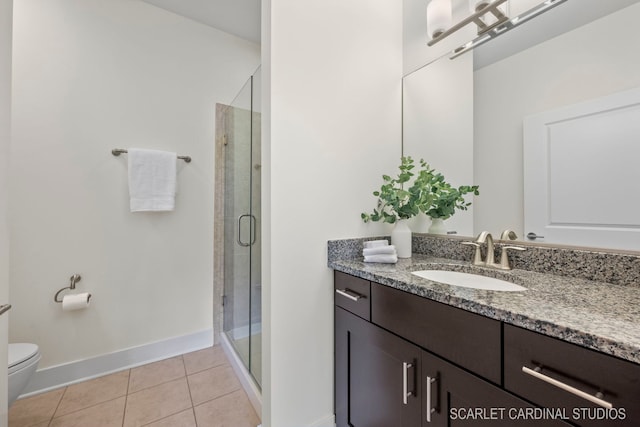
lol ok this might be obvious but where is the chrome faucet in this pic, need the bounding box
[476,231,496,266]
[462,231,496,267]
[462,230,525,270]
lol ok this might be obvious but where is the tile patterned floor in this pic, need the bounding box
[8,346,260,427]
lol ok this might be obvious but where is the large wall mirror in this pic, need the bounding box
[403,0,640,252]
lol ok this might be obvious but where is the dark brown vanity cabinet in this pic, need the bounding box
[334,272,583,427]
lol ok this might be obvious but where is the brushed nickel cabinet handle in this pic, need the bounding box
[426,376,436,422]
[0,304,11,316]
[522,366,613,409]
[335,289,363,302]
[402,362,413,405]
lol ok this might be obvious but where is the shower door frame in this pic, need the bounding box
[213,71,261,389]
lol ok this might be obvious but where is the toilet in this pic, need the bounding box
[8,343,41,406]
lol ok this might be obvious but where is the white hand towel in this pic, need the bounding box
[363,240,390,249]
[364,254,398,264]
[363,246,397,256]
[128,148,177,212]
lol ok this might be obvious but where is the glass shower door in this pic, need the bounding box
[222,68,261,387]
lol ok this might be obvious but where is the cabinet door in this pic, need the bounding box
[422,350,572,427]
[504,324,640,427]
[335,307,422,427]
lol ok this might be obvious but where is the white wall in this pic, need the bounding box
[1,0,12,422]
[474,3,640,236]
[10,0,259,369]
[263,1,402,426]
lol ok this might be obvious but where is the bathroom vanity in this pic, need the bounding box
[330,237,640,427]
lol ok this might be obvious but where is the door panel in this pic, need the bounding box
[336,307,421,427]
[524,86,640,250]
[221,68,262,387]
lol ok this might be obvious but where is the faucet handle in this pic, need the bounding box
[499,245,525,270]
[461,241,483,266]
[474,231,492,243]
[500,229,518,240]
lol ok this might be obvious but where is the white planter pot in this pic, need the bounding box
[428,217,447,235]
[391,219,412,258]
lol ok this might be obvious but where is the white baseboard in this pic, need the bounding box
[220,332,262,420]
[21,328,213,398]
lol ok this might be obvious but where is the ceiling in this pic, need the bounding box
[141,0,261,43]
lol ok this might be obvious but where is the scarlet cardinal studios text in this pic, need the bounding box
[449,407,626,422]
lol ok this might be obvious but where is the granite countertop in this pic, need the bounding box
[330,254,640,365]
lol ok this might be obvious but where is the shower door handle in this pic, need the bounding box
[237,214,257,247]
[249,214,257,246]
[237,214,251,247]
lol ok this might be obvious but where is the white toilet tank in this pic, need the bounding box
[8,343,40,406]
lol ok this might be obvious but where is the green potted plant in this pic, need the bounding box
[424,173,479,234]
[362,157,479,256]
[361,156,437,224]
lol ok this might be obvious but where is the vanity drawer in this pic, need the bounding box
[371,282,501,384]
[334,271,370,321]
[504,324,640,427]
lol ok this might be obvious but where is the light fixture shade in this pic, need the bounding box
[427,0,452,40]
[469,0,490,13]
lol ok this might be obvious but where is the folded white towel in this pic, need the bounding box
[363,246,397,256]
[364,254,398,264]
[128,148,177,212]
[363,240,389,249]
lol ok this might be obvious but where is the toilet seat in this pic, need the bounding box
[9,343,40,375]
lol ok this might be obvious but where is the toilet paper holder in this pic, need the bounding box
[54,274,92,303]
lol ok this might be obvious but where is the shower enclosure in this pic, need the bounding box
[216,67,261,388]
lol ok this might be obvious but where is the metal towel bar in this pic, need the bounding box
[111,148,192,163]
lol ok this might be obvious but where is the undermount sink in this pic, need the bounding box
[412,270,527,292]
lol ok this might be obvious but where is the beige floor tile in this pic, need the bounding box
[49,396,125,427]
[194,389,260,427]
[9,387,65,427]
[143,409,196,427]
[55,370,129,417]
[123,377,192,427]
[183,346,229,375]
[187,364,241,406]
[129,356,186,393]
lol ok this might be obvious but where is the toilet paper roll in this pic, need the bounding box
[62,293,91,311]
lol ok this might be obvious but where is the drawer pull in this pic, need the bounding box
[522,366,613,409]
[335,288,363,302]
[426,376,436,422]
[402,362,413,405]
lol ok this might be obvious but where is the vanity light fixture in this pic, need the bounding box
[428,0,509,46]
[448,0,568,59]
[427,0,453,40]
[469,0,489,13]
